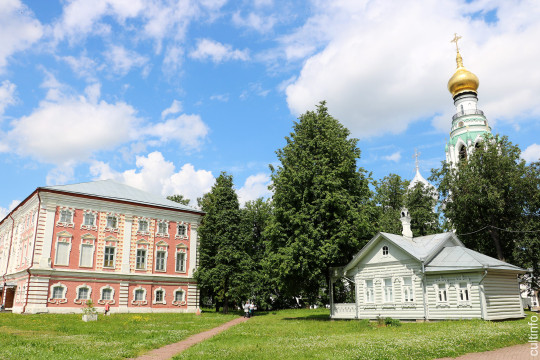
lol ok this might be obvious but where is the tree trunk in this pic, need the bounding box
[223,297,229,314]
[215,302,220,313]
[489,228,505,261]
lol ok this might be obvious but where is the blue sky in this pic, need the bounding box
[1,0,539,217]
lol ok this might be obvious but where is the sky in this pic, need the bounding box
[1,0,540,217]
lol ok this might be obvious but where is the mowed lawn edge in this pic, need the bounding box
[175,309,534,360]
[0,311,238,360]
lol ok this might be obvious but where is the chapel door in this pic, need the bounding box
[4,287,15,309]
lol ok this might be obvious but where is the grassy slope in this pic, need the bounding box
[176,309,533,360]
[0,311,237,360]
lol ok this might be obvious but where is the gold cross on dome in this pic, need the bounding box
[451,33,462,52]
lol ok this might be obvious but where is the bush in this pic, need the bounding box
[82,300,98,315]
[384,317,401,327]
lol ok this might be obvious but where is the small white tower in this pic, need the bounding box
[400,207,413,239]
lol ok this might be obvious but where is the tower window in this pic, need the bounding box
[459,145,467,161]
[458,121,464,127]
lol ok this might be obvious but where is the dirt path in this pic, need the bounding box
[130,316,249,360]
[435,343,535,360]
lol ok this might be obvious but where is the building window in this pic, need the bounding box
[176,251,186,272]
[101,288,112,301]
[136,249,147,270]
[402,277,414,302]
[459,145,467,161]
[383,278,393,303]
[106,216,118,229]
[103,246,115,268]
[157,222,168,235]
[365,280,374,303]
[55,241,70,266]
[135,289,144,301]
[83,213,95,226]
[458,283,470,302]
[175,290,185,302]
[382,246,389,256]
[59,209,72,223]
[155,290,164,302]
[176,223,187,238]
[48,283,67,304]
[437,283,448,303]
[138,220,149,233]
[79,243,94,267]
[78,287,89,300]
[156,250,166,271]
[52,286,64,299]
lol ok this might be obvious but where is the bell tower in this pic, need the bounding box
[445,34,492,165]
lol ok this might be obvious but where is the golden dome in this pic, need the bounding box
[447,51,479,97]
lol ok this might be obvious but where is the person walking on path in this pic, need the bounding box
[249,302,255,317]
[104,302,110,315]
[243,301,250,318]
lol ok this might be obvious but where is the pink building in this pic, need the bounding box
[0,180,203,314]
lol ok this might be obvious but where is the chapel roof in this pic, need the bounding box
[380,232,455,261]
[425,246,524,273]
[41,179,203,214]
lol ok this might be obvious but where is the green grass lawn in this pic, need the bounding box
[0,310,237,359]
[175,309,534,360]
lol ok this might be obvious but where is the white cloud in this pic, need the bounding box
[232,11,276,33]
[284,0,540,138]
[0,80,16,115]
[384,151,402,162]
[0,0,43,72]
[161,99,183,118]
[90,151,215,205]
[210,94,229,102]
[1,77,209,165]
[237,173,272,205]
[522,143,540,163]
[60,53,101,80]
[190,38,249,63]
[104,45,149,76]
[144,113,209,151]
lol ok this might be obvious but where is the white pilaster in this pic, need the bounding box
[188,223,199,278]
[121,215,133,273]
[37,207,56,269]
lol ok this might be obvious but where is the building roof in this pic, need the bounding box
[408,168,433,190]
[425,246,524,273]
[41,180,203,214]
[380,232,457,261]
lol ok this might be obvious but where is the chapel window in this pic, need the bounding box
[458,145,467,161]
[382,246,389,256]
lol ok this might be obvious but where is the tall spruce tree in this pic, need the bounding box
[373,174,409,234]
[404,182,441,236]
[194,172,244,313]
[265,101,374,303]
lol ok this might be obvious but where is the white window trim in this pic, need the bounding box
[54,232,72,266]
[382,245,389,256]
[435,283,450,307]
[155,247,168,272]
[401,277,414,303]
[48,282,68,304]
[74,284,92,304]
[80,210,98,231]
[156,220,170,238]
[105,214,120,232]
[457,282,472,307]
[363,279,374,304]
[175,222,188,239]
[382,277,394,304]
[98,285,116,305]
[153,287,167,305]
[103,245,116,269]
[137,217,151,236]
[131,286,148,305]
[79,238,95,268]
[175,250,187,273]
[56,207,74,228]
[135,247,148,271]
[172,287,186,306]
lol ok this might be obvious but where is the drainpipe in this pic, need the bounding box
[422,262,428,321]
[478,268,488,320]
[23,193,41,314]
